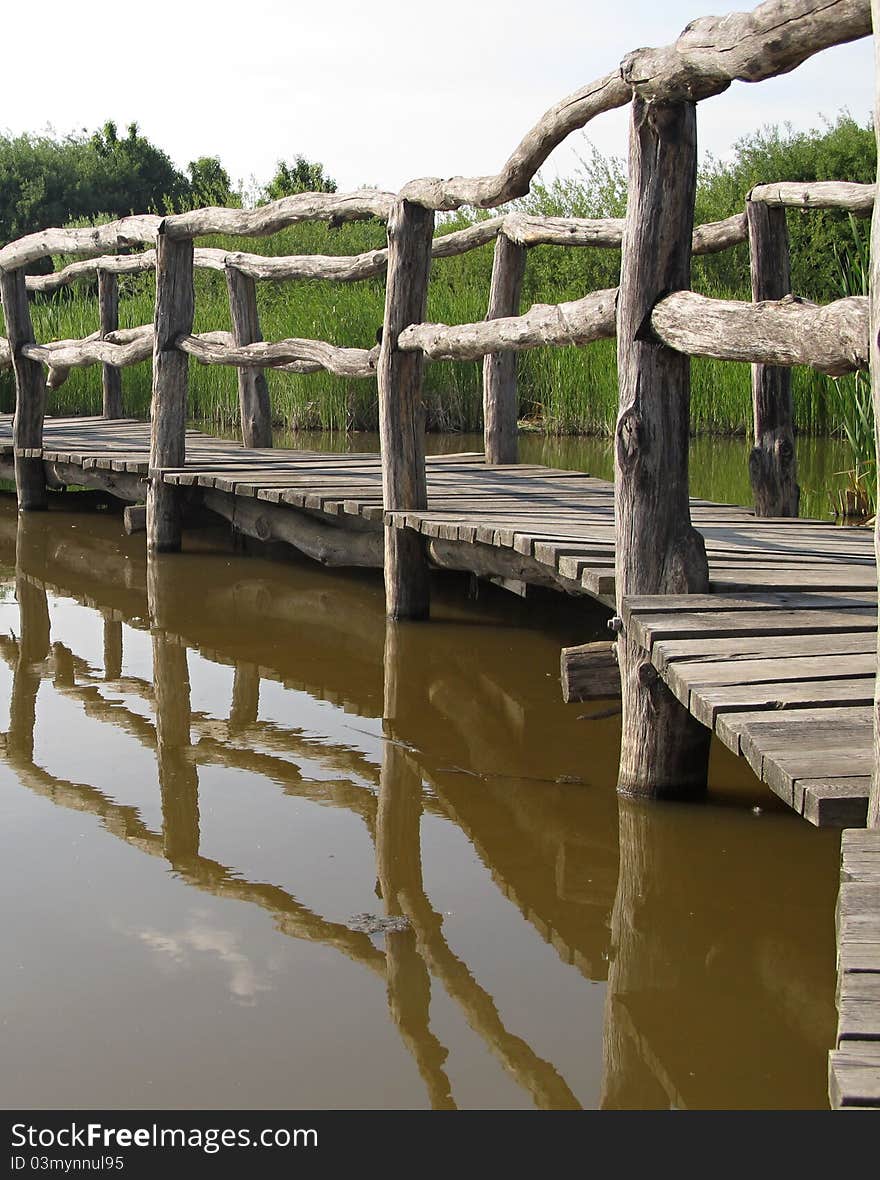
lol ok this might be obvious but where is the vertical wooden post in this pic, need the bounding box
[614,97,710,799]
[483,234,525,464]
[868,0,880,831]
[148,230,194,552]
[98,269,123,419]
[746,199,799,516]
[225,267,272,448]
[378,199,434,620]
[0,266,47,511]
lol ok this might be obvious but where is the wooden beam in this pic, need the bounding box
[98,269,123,419]
[614,96,710,799]
[378,199,434,619]
[561,642,620,703]
[148,231,194,552]
[0,265,47,510]
[225,267,272,448]
[483,234,525,464]
[747,200,798,516]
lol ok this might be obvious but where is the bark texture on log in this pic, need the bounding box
[163,190,394,240]
[26,250,157,293]
[869,0,880,832]
[0,215,160,271]
[98,269,123,419]
[747,200,799,516]
[148,233,194,552]
[750,180,875,213]
[399,288,617,360]
[614,97,710,799]
[178,333,379,378]
[378,200,434,619]
[621,0,870,103]
[225,267,272,448]
[651,291,868,375]
[0,266,47,510]
[483,235,526,464]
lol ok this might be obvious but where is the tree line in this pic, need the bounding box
[0,121,337,248]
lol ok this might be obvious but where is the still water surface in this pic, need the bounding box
[0,434,849,1109]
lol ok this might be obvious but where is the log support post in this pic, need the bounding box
[0,265,47,510]
[746,198,799,516]
[98,269,123,419]
[869,0,880,831]
[483,233,526,464]
[378,199,434,620]
[148,230,194,552]
[225,266,272,448]
[614,97,711,799]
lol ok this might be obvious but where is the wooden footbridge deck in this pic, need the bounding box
[2,413,877,832]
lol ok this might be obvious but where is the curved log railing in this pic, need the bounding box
[0,0,877,814]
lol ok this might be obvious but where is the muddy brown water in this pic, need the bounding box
[0,433,849,1109]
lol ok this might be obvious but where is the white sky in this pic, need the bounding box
[3,0,875,197]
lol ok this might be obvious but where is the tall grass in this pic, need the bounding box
[0,193,865,443]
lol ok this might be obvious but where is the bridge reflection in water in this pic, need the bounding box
[0,500,840,1109]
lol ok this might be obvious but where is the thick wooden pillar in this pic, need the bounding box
[747,200,799,516]
[614,97,711,799]
[869,0,880,831]
[378,199,434,620]
[0,266,47,510]
[98,269,123,419]
[148,231,194,552]
[482,234,525,464]
[226,267,272,448]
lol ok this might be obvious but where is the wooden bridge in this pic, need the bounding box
[1,0,878,1109]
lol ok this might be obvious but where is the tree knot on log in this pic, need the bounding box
[615,406,644,473]
[637,660,659,688]
[664,527,709,595]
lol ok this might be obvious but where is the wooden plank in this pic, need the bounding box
[691,676,876,727]
[652,630,878,672]
[829,1049,880,1108]
[630,608,877,652]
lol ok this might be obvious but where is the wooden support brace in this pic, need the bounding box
[0,265,47,510]
[746,199,799,516]
[483,233,526,464]
[148,232,194,552]
[98,269,123,419]
[226,267,272,448]
[561,641,620,703]
[614,96,710,799]
[378,199,434,620]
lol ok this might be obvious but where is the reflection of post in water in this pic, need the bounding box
[600,799,675,1110]
[379,622,454,1109]
[148,554,199,866]
[380,623,581,1110]
[8,517,51,761]
[103,616,123,681]
[229,662,260,733]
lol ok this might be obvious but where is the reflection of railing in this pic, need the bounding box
[0,512,590,1109]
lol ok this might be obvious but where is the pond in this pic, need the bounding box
[0,431,855,1109]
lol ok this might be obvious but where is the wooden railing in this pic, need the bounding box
[0,0,876,807]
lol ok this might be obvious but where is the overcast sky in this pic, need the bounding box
[4,0,875,196]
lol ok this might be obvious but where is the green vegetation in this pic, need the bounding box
[0,113,874,448]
